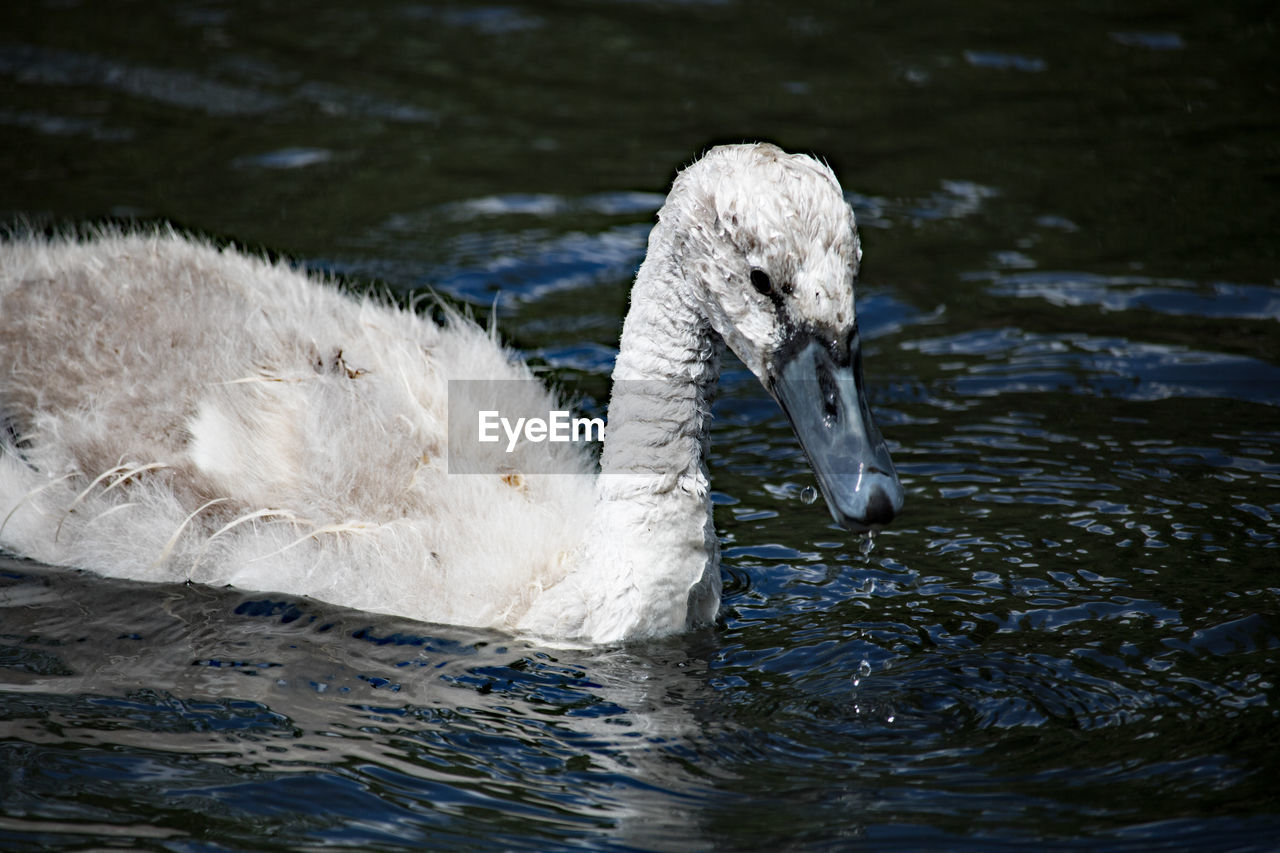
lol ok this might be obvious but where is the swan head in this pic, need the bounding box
[664,143,904,531]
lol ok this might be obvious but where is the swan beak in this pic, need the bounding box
[769,332,904,531]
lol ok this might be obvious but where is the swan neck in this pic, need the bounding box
[516,219,725,643]
[601,237,722,479]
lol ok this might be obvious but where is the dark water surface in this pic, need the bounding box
[2,0,1278,849]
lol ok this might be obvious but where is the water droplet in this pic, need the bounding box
[859,531,876,557]
[800,485,819,505]
[858,660,873,678]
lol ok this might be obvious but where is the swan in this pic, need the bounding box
[0,143,903,645]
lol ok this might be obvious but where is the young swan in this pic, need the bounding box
[0,143,902,645]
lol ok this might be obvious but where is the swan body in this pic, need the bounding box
[0,144,902,644]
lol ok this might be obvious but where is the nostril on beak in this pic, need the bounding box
[863,489,896,527]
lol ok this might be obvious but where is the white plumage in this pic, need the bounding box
[0,143,902,644]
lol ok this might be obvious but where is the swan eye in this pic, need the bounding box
[750,269,773,296]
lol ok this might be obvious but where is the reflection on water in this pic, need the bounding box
[2,0,1279,848]
[985,272,1280,321]
[0,561,729,849]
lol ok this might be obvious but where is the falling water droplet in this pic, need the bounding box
[852,657,873,690]
[859,530,876,557]
[800,485,818,505]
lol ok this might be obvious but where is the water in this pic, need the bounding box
[2,0,1278,848]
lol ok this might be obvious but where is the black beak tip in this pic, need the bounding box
[831,485,899,532]
[863,488,897,527]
